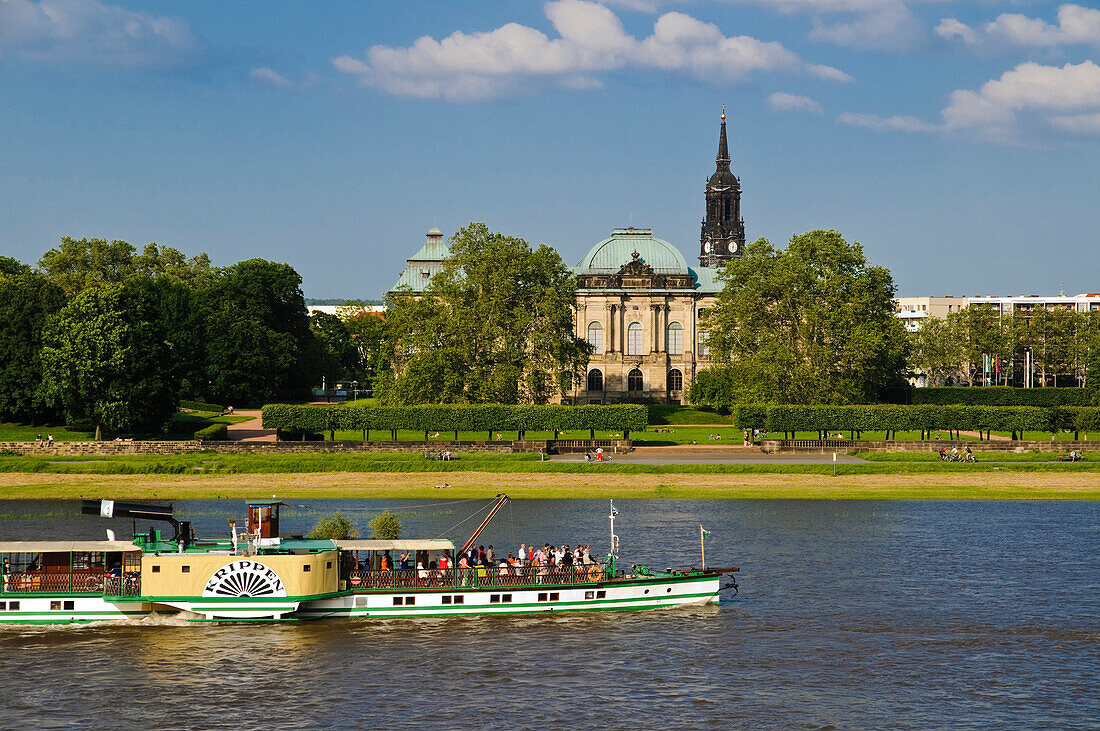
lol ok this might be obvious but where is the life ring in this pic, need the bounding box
[586,565,603,582]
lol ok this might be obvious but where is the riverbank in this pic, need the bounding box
[1,471,1096,500]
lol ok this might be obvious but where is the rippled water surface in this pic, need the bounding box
[0,499,1096,729]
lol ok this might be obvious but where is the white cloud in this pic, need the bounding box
[250,67,318,90]
[768,91,823,113]
[808,2,922,50]
[937,4,1100,50]
[333,0,851,101]
[0,0,197,68]
[837,111,940,132]
[251,67,292,88]
[841,60,1100,144]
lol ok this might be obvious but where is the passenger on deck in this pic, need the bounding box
[380,553,390,571]
[582,546,594,565]
[438,552,449,571]
[518,544,527,562]
[486,545,495,564]
[417,562,428,581]
[399,552,411,570]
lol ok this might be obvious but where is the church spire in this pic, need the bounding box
[716,105,730,170]
[699,105,746,267]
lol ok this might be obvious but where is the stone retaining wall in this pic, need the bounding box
[0,439,633,456]
[761,439,1093,454]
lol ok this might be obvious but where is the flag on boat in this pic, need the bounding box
[610,500,619,517]
[701,527,711,538]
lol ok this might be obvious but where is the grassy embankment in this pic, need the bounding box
[0,411,251,442]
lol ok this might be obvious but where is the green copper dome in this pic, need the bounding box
[575,228,689,274]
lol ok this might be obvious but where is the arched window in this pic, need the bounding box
[587,369,603,392]
[586,321,603,352]
[627,322,643,355]
[666,321,683,354]
[628,369,643,392]
[667,369,683,391]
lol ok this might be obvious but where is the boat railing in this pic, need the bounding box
[1,571,141,596]
[344,564,608,591]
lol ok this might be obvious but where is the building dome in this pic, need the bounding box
[575,228,689,274]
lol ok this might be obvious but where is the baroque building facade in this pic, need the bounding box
[570,109,743,404]
[388,111,745,404]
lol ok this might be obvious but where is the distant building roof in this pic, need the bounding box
[391,228,451,294]
[574,228,724,294]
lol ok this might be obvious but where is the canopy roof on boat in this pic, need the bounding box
[0,541,141,553]
[333,539,455,552]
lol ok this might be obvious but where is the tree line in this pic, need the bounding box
[0,238,369,438]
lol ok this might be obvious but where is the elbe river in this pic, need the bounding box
[0,499,1095,729]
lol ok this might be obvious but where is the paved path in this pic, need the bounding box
[225,410,277,442]
[558,446,866,465]
[957,430,1010,441]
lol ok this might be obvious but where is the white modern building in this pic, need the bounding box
[896,293,1100,330]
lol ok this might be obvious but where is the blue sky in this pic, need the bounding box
[1,0,1098,299]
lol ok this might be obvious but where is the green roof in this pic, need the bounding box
[576,228,688,274]
[390,228,452,294]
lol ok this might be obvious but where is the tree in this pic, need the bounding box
[908,316,964,386]
[196,259,316,406]
[309,312,360,385]
[308,513,359,540]
[703,230,908,404]
[342,311,388,395]
[40,279,180,439]
[368,510,402,540]
[0,263,66,421]
[38,237,210,294]
[380,223,589,404]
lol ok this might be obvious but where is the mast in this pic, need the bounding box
[459,494,509,555]
[608,500,619,576]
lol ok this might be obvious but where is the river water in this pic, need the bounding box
[0,499,1096,729]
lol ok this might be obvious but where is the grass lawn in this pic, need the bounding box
[0,411,252,443]
[860,451,1093,463]
[646,405,733,425]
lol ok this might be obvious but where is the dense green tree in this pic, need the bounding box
[308,513,359,540]
[380,223,589,404]
[368,510,402,540]
[909,316,965,386]
[342,311,388,395]
[309,312,360,386]
[38,237,209,293]
[196,259,315,406]
[40,279,180,438]
[0,263,66,421]
[703,230,908,404]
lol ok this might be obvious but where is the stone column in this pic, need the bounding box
[651,304,659,353]
[620,301,626,354]
[605,304,614,354]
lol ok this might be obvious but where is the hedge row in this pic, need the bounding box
[732,404,1100,435]
[261,404,649,438]
[912,387,1093,407]
[195,423,228,441]
[181,400,225,413]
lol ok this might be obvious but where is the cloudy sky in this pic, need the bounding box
[2,0,1098,298]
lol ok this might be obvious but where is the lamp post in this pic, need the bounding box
[351,380,359,403]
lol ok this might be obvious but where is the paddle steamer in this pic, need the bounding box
[0,498,737,624]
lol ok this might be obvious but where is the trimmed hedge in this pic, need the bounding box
[261,404,649,438]
[195,423,228,441]
[729,404,1100,436]
[912,387,1091,407]
[181,400,225,413]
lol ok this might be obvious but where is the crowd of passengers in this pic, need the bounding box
[351,543,600,581]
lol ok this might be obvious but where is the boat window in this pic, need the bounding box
[442,596,452,604]
[51,601,61,610]
[549,592,559,601]
[393,597,403,605]
[538,593,548,602]
[326,562,332,569]
[405,596,415,606]
[63,601,74,610]
[597,590,606,599]
[151,566,161,573]
[490,594,500,603]
[453,595,464,605]
[181,566,190,573]
[0,602,5,610]
[355,597,369,608]
[8,602,18,611]
[585,591,594,600]
[502,594,512,603]
[303,565,311,573]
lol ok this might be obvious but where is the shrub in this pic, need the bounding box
[308,513,359,540]
[912,387,1091,407]
[368,510,402,540]
[194,423,228,441]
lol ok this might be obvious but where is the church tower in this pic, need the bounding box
[699,106,746,267]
